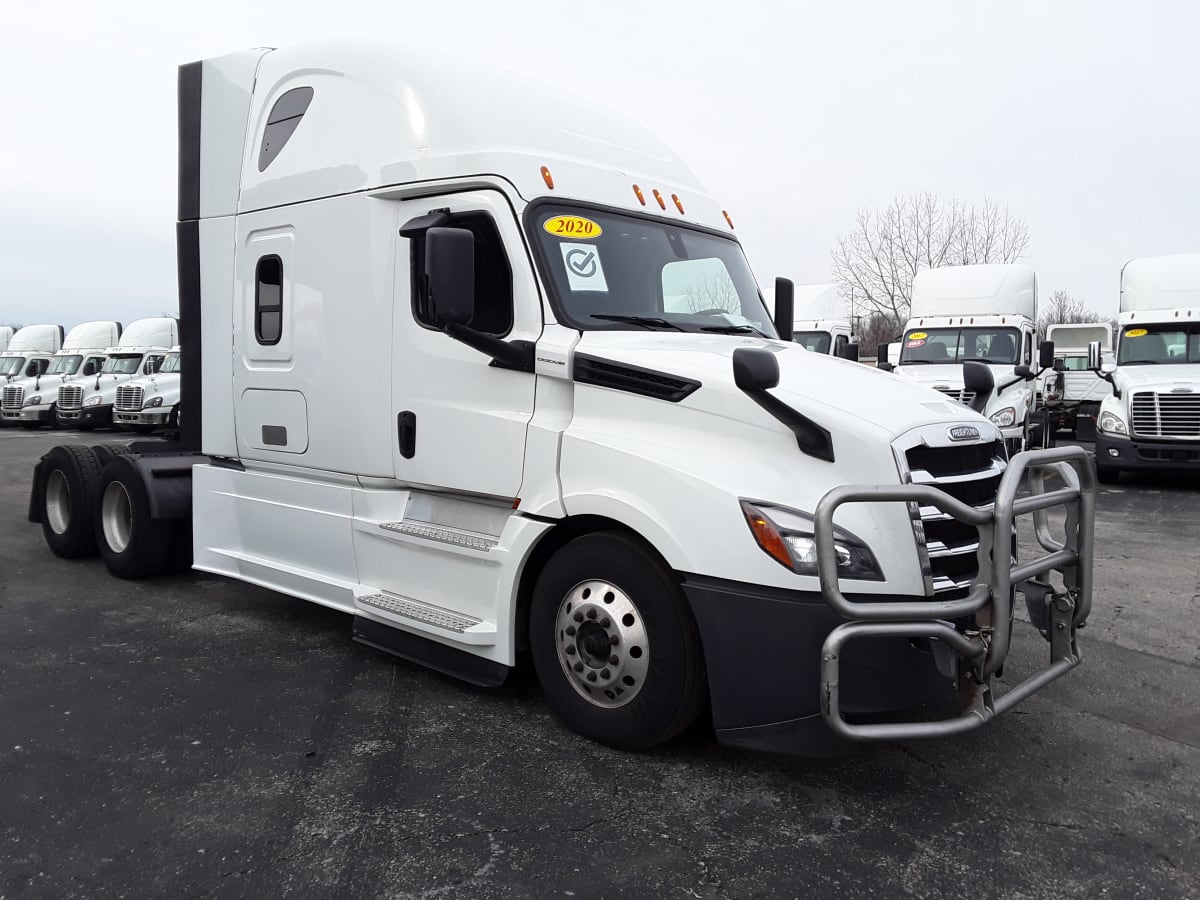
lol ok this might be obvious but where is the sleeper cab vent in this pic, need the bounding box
[573,354,700,403]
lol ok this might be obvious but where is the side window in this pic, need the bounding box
[411,213,513,336]
[144,355,164,375]
[1023,332,1033,364]
[258,87,314,172]
[834,334,849,356]
[255,256,284,346]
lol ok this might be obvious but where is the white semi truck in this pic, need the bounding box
[27,41,1094,757]
[1,321,121,429]
[0,326,14,351]
[113,345,181,433]
[882,264,1050,454]
[1040,323,1113,441]
[1090,253,1200,482]
[0,324,63,383]
[787,284,858,360]
[55,317,177,430]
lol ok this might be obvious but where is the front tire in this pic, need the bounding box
[529,531,705,751]
[94,456,174,579]
[39,445,102,558]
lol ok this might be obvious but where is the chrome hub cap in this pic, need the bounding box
[45,470,71,535]
[555,580,649,708]
[101,481,133,553]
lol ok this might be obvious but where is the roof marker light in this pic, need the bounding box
[722,210,735,229]
[671,193,685,215]
[632,184,646,206]
[652,189,667,210]
[540,166,555,190]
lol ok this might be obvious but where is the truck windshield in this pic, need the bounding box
[793,331,831,353]
[900,327,1021,365]
[1117,323,1200,365]
[160,352,181,373]
[0,356,27,377]
[101,355,143,375]
[47,354,84,375]
[529,204,776,337]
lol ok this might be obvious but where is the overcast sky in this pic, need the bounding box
[2,1,1198,328]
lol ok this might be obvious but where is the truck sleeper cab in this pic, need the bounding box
[28,41,1094,757]
[1,321,121,429]
[113,346,181,433]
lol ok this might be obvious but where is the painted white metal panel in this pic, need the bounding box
[1047,323,1112,352]
[911,264,1037,321]
[62,321,121,351]
[237,388,309,453]
[5,324,62,354]
[199,49,269,220]
[1121,253,1200,313]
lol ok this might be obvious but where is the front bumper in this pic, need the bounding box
[114,409,171,426]
[56,404,112,427]
[1096,431,1200,471]
[1,406,53,423]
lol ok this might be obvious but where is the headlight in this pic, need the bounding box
[25,395,41,407]
[144,396,164,408]
[1099,410,1128,436]
[84,395,103,407]
[989,407,1017,427]
[741,501,884,581]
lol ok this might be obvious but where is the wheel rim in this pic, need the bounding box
[45,469,71,535]
[554,580,649,709]
[101,480,133,553]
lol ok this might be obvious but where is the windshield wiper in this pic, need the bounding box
[900,359,933,364]
[590,314,686,332]
[699,324,770,337]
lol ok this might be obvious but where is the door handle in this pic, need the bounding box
[397,411,416,459]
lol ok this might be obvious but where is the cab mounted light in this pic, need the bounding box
[652,189,667,210]
[671,193,685,215]
[540,166,555,190]
[722,210,735,230]
[632,184,646,206]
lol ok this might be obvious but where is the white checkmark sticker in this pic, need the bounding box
[559,242,609,292]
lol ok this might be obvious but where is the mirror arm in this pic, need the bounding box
[444,322,535,373]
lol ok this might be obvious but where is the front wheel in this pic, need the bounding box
[529,532,706,751]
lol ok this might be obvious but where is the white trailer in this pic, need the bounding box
[882,264,1052,454]
[1091,253,1200,482]
[1,321,121,428]
[0,324,64,387]
[113,345,181,433]
[55,317,177,430]
[1040,323,1113,440]
[27,41,1094,756]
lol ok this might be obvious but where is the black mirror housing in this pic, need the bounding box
[732,347,780,391]
[838,342,860,362]
[425,227,475,326]
[1014,364,1033,380]
[963,361,994,413]
[1038,340,1055,370]
[773,277,794,341]
[1053,357,1066,373]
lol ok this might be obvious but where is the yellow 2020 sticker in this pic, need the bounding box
[543,215,603,239]
[909,331,928,340]
[1125,328,1148,337]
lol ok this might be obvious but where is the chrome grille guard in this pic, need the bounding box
[815,446,1095,742]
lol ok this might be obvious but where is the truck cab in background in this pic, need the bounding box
[1,321,121,428]
[1040,323,1113,441]
[883,264,1049,455]
[786,284,859,360]
[56,317,177,430]
[113,345,181,433]
[1091,253,1200,482]
[0,326,14,352]
[0,326,65,426]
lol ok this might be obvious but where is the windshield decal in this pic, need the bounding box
[909,332,928,340]
[1125,328,1147,337]
[543,215,603,240]
[559,243,609,292]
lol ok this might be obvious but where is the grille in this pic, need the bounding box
[2,386,23,410]
[115,385,144,412]
[934,388,976,407]
[1130,391,1200,439]
[903,438,1006,593]
[57,385,84,410]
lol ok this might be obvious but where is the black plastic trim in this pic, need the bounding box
[353,616,508,687]
[573,353,699,402]
[177,61,202,222]
[176,219,202,452]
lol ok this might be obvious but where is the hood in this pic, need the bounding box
[1114,364,1200,393]
[574,332,993,440]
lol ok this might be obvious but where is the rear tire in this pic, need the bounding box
[529,531,706,751]
[94,456,174,579]
[39,445,102,558]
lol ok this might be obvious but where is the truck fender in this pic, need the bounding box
[560,491,692,574]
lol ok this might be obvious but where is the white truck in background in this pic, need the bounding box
[787,284,859,360]
[27,40,1094,758]
[113,345,182,433]
[0,324,64,389]
[56,317,177,430]
[1091,253,1200,482]
[1,321,122,429]
[1040,323,1113,441]
[881,264,1051,454]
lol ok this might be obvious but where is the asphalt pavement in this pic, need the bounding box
[1,429,1198,899]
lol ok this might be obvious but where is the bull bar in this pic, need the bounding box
[815,446,1095,741]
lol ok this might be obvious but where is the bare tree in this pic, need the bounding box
[683,273,740,314]
[857,311,901,358]
[831,194,1030,330]
[1036,289,1103,336]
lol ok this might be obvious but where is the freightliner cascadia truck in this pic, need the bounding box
[27,41,1095,756]
[113,345,182,433]
[1,320,121,428]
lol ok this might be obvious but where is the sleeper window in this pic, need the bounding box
[255,256,284,346]
[411,213,514,336]
[259,87,314,172]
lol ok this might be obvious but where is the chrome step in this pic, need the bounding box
[358,591,482,633]
[380,521,498,551]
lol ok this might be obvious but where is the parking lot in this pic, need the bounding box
[1,428,1198,900]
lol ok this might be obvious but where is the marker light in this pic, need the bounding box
[632,184,646,206]
[722,210,735,229]
[671,193,685,214]
[652,189,667,210]
[741,502,791,569]
[540,166,555,190]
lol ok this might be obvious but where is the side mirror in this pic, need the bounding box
[732,347,780,391]
[773,277,794,340]
[1038,340,1055,370]
[1052,357,1066,373]
[1087,340,1103,371]
[1014,364,1033,380]
[875,343,895,372]
[837,342,860,362]
[425,227,475,326]
[962,361,994,414]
